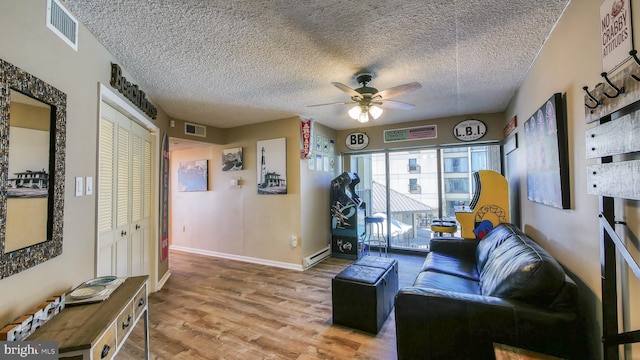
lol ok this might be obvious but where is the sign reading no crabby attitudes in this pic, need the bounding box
[601,0,632,73]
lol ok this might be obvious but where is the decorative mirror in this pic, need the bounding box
[0,58,66,279]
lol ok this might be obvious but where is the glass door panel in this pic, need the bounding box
[387,150,437,251]
[346,144,501,254]
[348,153,387,253]
[440,145,502,236]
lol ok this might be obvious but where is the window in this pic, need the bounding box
[444,157,469,173]
[445,178,468,193]
[471,149,488,172]
[409,178,421,194]
[408,158,420,173]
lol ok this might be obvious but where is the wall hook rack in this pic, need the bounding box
[600,72,624,98]
[583,85,600,109]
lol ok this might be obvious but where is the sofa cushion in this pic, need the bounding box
[475,223,517,272]
[414,271,481,295]
[421,252,479,281]
[479,233,566,307]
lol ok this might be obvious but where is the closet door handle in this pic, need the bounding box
[121,230,127,236]
[135,224,140,230]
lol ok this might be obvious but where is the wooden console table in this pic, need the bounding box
[28,276,149,360]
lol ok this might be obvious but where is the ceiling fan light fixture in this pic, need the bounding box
[357,111,370,123]
[348,105,362,120]
[369,105,383,119]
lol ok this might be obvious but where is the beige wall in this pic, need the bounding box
[505,0,640,356]
[167,117,226,145]
[335,112,505,153]
[0,1,170,326]
[171,117,308,267]
[300,123,337,262]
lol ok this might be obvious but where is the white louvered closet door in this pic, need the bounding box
[97,102,151,277]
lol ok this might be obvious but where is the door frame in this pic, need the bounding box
[98,83,160,291]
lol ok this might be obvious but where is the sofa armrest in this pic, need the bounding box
[429,237,479,259]
[394,287,578,360]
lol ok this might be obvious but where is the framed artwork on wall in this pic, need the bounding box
[256,138,287,194]
[524,93,570,209]
[178,160,208,192]
[222,147,243,171]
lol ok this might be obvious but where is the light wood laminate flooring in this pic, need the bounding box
[118,250,424,360]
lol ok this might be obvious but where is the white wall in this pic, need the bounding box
[506,0,640,357]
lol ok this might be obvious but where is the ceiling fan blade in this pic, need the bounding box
[376,99,415,110]
[307,101,355,108]
[374,82,422,100]
[332,82,362,98]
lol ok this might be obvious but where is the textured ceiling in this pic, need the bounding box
[61,0,570,130]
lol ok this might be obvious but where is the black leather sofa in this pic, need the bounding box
[394,224,578,360]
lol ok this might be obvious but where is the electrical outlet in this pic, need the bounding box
[290,235,297,247]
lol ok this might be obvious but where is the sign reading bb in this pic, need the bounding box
[345,132,369,150]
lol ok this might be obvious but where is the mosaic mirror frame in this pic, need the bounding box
[0,58,66,278]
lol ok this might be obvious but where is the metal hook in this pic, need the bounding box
[629,51,640,81]
[600,72,624,98]
[582,86,599,109]
[630,50,640,65]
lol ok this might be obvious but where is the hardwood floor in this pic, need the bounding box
[118,250,425,360]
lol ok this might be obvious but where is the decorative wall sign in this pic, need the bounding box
[384,125,437,143]
[453,119,487,141]
[600,0,632,73]
[161,134,169,261]
[300,118,313,159]
[345,132,369,150]
[178,160,208,192]
[504,115,517,137]
[257,138,287,194]
[109,63,157,119]
[524,93,570,209]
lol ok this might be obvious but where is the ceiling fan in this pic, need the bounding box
[309,72,422,123]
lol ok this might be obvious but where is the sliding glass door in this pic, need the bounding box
[346,145,501,253]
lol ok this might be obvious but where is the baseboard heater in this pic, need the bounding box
[303,246,331,269]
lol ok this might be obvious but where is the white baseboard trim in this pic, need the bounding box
[156,270,171,291]
[170,245,304,271]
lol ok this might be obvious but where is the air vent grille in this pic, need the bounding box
[46,0,78,51]
[185,123,206,137]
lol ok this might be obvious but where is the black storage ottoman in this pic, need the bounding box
[353,256,399,317]
[331,256,399,334]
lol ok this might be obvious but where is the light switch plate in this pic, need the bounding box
[85,176,93,195]
[75,177,83,197]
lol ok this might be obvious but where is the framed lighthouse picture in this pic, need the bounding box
[256,138,287,195]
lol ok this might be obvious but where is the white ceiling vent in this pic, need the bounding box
[185,123,206,137]
[46,0,78,51]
